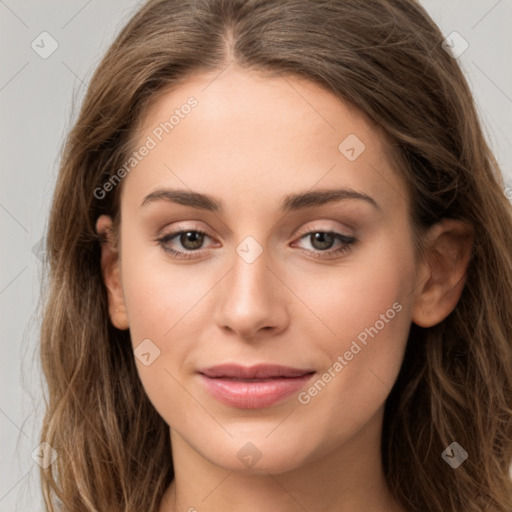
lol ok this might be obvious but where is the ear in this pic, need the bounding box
[96,215,129,330]
[412,218,474,328]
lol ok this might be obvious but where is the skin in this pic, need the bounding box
[96,66,473,512]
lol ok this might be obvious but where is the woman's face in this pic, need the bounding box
[101,67,423,474]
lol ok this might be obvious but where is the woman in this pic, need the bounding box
[39,0,512,511]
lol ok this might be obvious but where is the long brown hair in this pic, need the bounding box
[39,0,512,510]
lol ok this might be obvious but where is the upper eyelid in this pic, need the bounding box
[161,218,353,237]
[160,222,351,236]
[294,223,353,237]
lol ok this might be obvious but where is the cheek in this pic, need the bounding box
[118,235,220,416]
[120,228,207,342]
[119,251,203,426]
[293,237,415,436]
[293,228,415,347]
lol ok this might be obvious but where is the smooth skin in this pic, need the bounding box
[96,66,473,512]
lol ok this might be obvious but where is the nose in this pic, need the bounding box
[213,244,290,341]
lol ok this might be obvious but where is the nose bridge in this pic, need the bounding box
[228,236,274,310]
[213,233,288,338]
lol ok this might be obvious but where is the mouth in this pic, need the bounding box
[197,364,316,409]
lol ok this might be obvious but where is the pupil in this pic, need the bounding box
[181,231,203,250]
[312,232,334,250]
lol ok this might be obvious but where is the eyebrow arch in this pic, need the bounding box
[140,187,380,212]
[282,188,380,212]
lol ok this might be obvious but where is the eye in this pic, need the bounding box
[155,227,357,261]
[156,229,213,259]
[292,230,357,259]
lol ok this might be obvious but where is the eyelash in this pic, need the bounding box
[155,228,357,261]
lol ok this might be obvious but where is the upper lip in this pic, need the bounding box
[198,364,315,379]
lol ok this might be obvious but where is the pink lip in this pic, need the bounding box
[198,364,315,409]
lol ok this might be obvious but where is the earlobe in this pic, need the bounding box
[411,218,474,328]
[96,215,129,330]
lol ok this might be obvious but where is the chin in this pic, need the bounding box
[191,431,319,476]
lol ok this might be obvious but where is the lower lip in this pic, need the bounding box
[199,374,314,409]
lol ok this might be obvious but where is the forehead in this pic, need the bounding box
[138,67,377,147]
[121,67,407,216]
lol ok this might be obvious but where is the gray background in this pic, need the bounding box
[1,1,511,510]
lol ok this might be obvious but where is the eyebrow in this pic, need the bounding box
[140,187,380,212]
